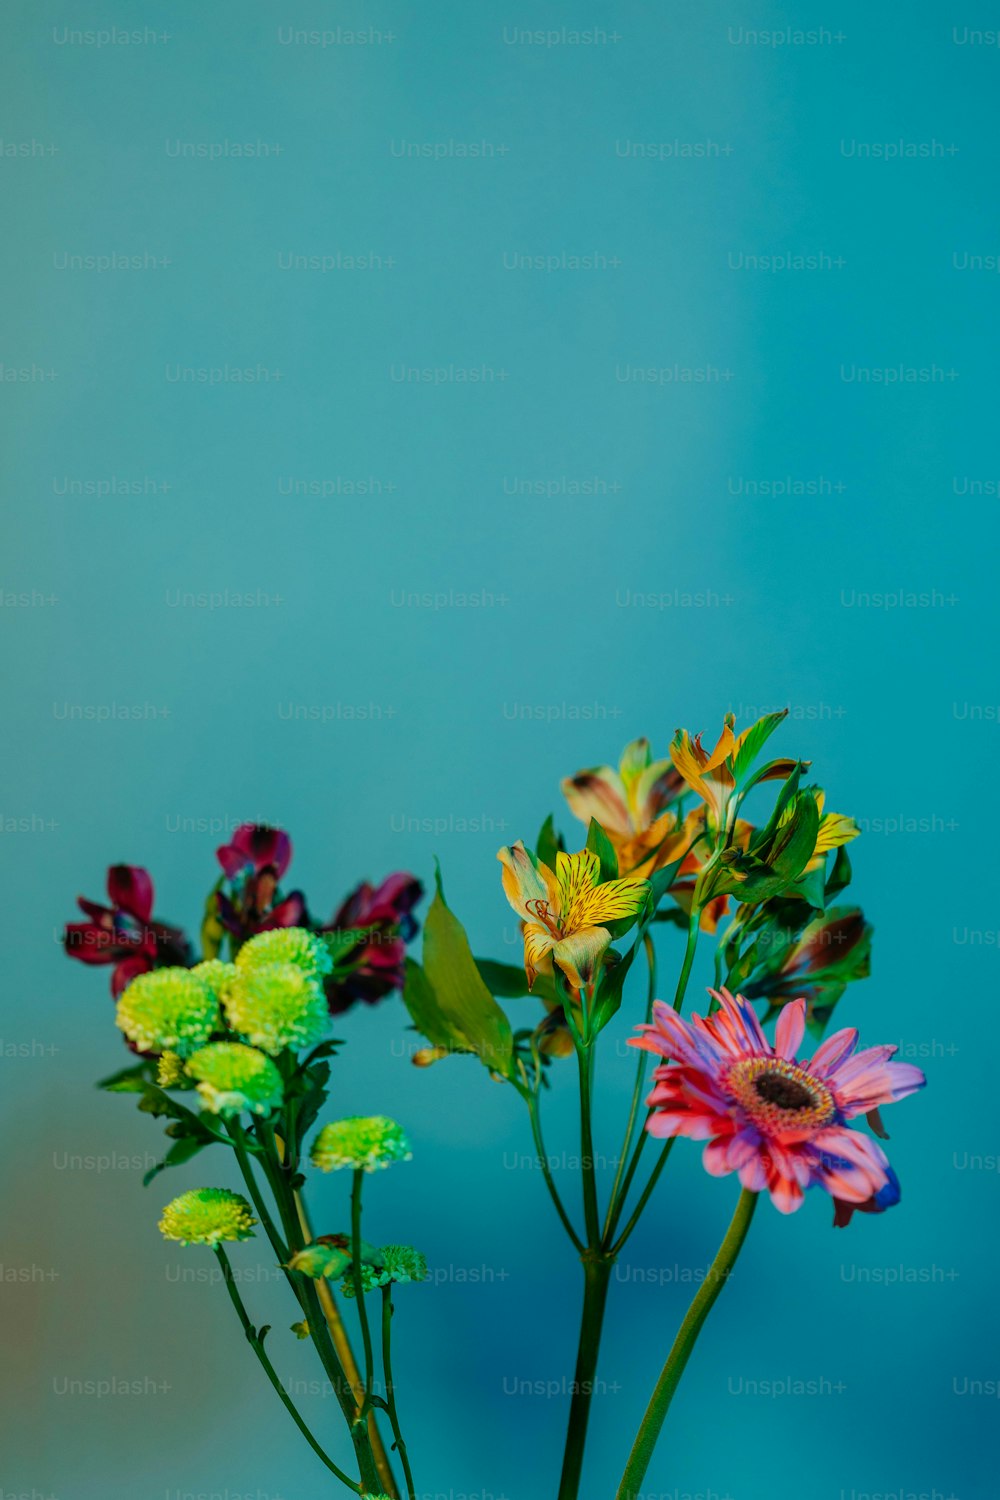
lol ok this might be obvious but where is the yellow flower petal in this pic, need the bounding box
[555,849,602,916]
[498,842,558,921]
[522,923,557,989]
[564,875,649,931]
[813,811,860,855]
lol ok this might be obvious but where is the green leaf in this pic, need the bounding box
[143,1134,209,1187]
[322,928,372,966]
[422,869,515,1077]
[97,1062,153,1093]
[402,958,466,1051]
[730,710,788,783]
[536,814,560,869]
[586,818,619,880]
[590,939,642,1032]
[474,958,556,1005]
[647,857,684,908]
[825,844,853,903]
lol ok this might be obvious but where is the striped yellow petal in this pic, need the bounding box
[814,811,860,855]
[564,874,649,932]
[554,849,602,917]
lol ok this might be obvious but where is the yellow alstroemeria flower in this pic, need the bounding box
[561,737,689,878]
[670,715,799,828]
[498,842,649,990]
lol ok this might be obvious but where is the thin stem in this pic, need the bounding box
[296,1192,400,1500]
[602,933,657,1241]
[556,1253,613,1500]
[381,1286,417,1500]
[604,915,699,1245]
[525,1090,585,1252]
[610,1138,676,1255]
[575,1042,601,1245]
[227,1121,288,1263]
[351,1170,376,1413]
[615,1189,759,1500]
[214,1246,360,1494]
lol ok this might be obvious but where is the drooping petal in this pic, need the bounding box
[774,999,806,1060]
[551,925,611,988]
[522,923,557,988]
[107,865,154,923]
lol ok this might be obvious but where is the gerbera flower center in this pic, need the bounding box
[725,1056,834,1134]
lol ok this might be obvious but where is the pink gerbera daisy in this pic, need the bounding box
[631,989,925,1214]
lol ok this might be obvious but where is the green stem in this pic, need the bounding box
[556,1253,613,1500]
[604,915,699,1245]
[525,1090,584,1252]
[575,1042,601,1245]
[602,933,657,1242]
[351,1170,376,1412]
[615,1189,758,1500]
[610,1138,676,1255]
[227,1121,288,1262]
[214,1246,360,1494]
[381,1286,417,1500]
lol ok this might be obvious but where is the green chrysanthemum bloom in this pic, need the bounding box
[156,1051,185,1088]
[311,1117,412,1174]
[236,927,333,985]
[340,1262,389,1298]
[288,1234,381,1281]
[380,1244,428,1286]
[223,962,328,1055]
[192,959,239,1005]
[159,1188,256,1247]
[116,968,218,1057]
[185,1042,283,1118]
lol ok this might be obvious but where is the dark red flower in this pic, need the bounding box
[322,873,423,1014]
[215,824,306,945]
[64,864,192,997]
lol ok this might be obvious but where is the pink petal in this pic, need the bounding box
[774,999,806,1060]
[807,1026,859,1077]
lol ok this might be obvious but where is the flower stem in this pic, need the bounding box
[380,1285,417,1500]
[525,1090,584,1252]
[602,934,657,1242]
[556,1252,613,1500]
[575,1042,601,1245]
[213,1246,360,1494]
[614,1189,758,1500]
[351,1169,377,1412]
[296,1191,400,1500]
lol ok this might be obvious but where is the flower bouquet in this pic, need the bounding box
[64,711,924,1499]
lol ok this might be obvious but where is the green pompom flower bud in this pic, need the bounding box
[156,1051,185,1087]
[236,928,333,984]
[116,968,218,1057]
[340,1262,388,1299]
[186,1042,283,1118]
[159,1188,256,1247]
[311,1117,412,1174]
[380,1244,428,1286]
[192,959,239,1005]
[223,962,328,1054]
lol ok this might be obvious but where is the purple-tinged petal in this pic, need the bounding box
[106,865,154,923]
[774,999,806,1060]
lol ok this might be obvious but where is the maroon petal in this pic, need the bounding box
[112,953,153,997]
[258,890,307,930]
[366,872,423,922]
[107,865,155,923]
[64,922,117,965]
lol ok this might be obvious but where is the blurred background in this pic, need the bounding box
[2,1,997,1496]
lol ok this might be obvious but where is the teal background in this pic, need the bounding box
[2,2,997,1497]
